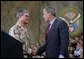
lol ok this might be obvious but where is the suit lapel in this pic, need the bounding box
[50,19,58,31]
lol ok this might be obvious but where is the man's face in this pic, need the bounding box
[43,9,51,22]
[20,13,29,24]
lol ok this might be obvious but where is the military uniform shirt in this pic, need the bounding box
[9,22,30,53]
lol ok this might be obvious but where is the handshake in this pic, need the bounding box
[27,44,45,58]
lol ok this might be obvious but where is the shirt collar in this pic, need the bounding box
[49,17,56,26]
[48,17,56,29]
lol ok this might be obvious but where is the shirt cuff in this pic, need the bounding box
[59,55,64,58]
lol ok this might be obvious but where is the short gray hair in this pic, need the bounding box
[44,7,56,16]
[16,9,29,19]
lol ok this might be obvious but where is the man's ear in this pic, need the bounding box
[19,15,22,18]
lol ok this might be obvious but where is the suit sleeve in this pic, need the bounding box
[36,42,47,55]
[59,20,69,57]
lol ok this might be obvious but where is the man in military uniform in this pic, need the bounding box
[9,9,31,54]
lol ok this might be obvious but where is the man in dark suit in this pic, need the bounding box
[1,31,23,58]
[36,7,69,58]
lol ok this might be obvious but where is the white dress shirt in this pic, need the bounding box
[49,17,56,30]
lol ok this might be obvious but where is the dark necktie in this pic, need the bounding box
[45,23,51,40]
[46,23,51,35]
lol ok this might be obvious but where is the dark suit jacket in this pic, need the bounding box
[36,18,69,58]
[1,31,23,58]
